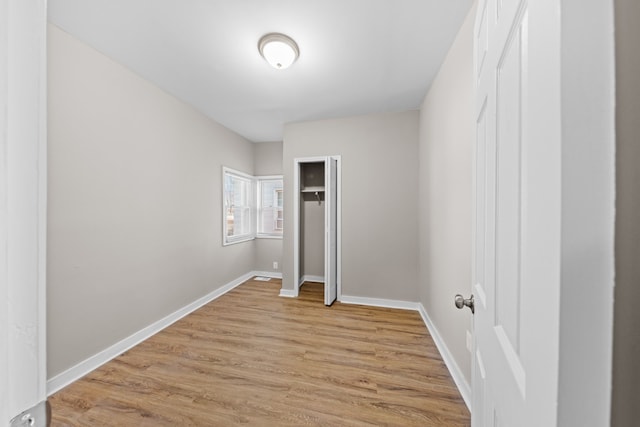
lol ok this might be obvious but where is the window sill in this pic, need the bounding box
[223,236,255,246]
[256,235,283,240]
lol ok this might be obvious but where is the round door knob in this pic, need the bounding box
[454,294,475,314]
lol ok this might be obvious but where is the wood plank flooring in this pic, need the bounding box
[50,278,470,426]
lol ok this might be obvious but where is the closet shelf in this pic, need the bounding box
[301,186,325,193]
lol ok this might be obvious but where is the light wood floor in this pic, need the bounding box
[50,278,470,426]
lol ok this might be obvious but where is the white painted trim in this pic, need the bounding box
[0,2,8,422]
[340,295,420,311]
[222,166,254,181]
[296,275,325,289]
[37,0,48,400]
[292,156,342,301]
[279,289,297,298]
[2,0,48,419]
[254,174,282,180]
[256,175,283,238]
[222,166,256,246]
[336,156,342,301]
[46,272,255,395]
[252,271,282,279]
[417,303,471,410]
[255,235,283,240]
[291,158,304,297]
[223,235,255,246]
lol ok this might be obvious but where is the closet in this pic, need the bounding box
[293,156,340,305]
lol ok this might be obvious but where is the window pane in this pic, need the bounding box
[223,169,253,243]
[223,169,282,244]
[258,178,283,236]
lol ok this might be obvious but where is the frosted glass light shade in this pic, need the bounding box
[258,33,299,70]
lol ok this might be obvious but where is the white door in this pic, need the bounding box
[1,0,49,425]
[471,0,562,425]
[324,157,338,306]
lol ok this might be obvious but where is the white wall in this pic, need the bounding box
[282,111,420,301]
[418,3,475,387]
[301,198,325,279]
[47,25,255,379]
[253,141,283,274]
[254,141,282,175]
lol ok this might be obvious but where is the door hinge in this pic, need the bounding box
[10,400,50,427]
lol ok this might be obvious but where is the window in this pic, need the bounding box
[257,178,284,237]
[222,167,283,245]
[223,168,254,245]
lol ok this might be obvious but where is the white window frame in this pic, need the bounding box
[222,168,284,245]
[275,189,284,231]
[222,167,256,246]
[256,175,284,239]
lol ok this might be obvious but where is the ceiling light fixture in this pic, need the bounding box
[258,33,299,70]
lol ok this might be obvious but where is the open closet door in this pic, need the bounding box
[324,157,338,306]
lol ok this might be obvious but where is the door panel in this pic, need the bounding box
[324,157,337,306]
[474,101,487,308]
[472,0,561,425]
[495,7,525,355]
[471,349,487,426]
[476,2,488,80]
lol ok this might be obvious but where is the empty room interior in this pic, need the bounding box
[3,0,640,426]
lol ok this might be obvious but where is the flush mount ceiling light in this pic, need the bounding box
[258,33,299,70]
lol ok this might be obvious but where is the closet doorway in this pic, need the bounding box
[293,156,341,305]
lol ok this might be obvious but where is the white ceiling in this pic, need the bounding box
[48,0,473,142]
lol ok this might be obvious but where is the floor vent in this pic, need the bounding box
[254,276,271,282]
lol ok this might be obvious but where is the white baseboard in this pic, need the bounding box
[252,271,282,279]
[417,303,471,410]
[279,289,297,298]
[340,294,420,311]
[297,275,325,288]
[46,271,255,396]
